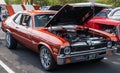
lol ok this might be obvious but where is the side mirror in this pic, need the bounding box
[3,15,7,18]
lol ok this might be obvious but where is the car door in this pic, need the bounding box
[12,13,23,42]
[19,14,33,48]
[13,13,33,48]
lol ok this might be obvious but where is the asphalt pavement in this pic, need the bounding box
[0,23,5,40]
[0,23,120,73]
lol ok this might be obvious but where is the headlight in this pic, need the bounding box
[64,47,71,54]
[107,41,112,48]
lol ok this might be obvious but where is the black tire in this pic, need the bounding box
[5,32,17,49]
[39,46,56,71]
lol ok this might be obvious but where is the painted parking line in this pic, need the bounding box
[0,60,15,73]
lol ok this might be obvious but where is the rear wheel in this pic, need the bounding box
[6,32,17,49]
[39,46,56,71]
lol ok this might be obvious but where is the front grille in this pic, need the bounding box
[71,42,107,52]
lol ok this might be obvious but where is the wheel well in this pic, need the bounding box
[6,29,11,33]
[38,44,57,63]
[38,44,44,51]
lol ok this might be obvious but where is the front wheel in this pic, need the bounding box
[5,32,17,49]
[39,46,56,71]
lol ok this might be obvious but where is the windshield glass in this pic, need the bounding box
[34,14,54,27]
[96,11,107,17]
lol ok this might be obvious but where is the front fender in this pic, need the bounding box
[39,42,53,53]
[38,42,60,61]
[89,28,117,41]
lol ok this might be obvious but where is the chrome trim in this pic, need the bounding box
[58,47,107,58]
[57,47,115,65]
[64,47,71,55]
[71,47,106,55]
[58,47,62,55]
[13,32,38,45]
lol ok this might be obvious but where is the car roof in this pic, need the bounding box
[18,10,57,15]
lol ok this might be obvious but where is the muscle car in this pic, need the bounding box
[1,3,116,70]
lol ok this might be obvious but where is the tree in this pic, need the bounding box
[108,0,120,7]
[5,0,88,6]
[96,0,120,7]
[49,0,88,5]
[5,0,22,4]
[96,0,107,4]
[61,0,88,5]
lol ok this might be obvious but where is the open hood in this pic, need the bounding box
[45,2,109,27]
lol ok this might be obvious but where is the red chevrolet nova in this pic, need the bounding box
[1,3,116,70]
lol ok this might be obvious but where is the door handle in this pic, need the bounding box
[16,27,19,29]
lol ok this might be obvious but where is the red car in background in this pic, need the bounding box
[1,3,117,71]
[85,9,120,48]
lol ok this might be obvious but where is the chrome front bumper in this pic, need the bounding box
[57,47,116,65]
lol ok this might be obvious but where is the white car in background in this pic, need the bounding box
[108,7,120,21]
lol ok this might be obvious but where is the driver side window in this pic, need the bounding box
[14,13,31,27]
[20,14,31,27]
[14,13,22,24]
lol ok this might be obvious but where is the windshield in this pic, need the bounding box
[34,14,54,27]
[96,11,107,17]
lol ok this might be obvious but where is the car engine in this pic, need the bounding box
[102,25,116,35]
[48,25,106,45]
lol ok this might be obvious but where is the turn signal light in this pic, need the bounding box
[108,50,113,55]
[65,58,71,63]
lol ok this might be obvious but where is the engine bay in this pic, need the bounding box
[101,25,116,35]
[48,25,106,46]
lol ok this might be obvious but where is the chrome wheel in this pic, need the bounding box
[40,47,51,69]
[40,46,56,70]
[5,32,17,49]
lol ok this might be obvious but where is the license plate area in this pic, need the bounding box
[88,54,96,60]
[74,56,86,61]
[73,56,87,61]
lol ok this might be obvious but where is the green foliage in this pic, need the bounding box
[5,0,22,4]
[4,0,88,5]
[48,0,88,5]
[32,0,88,6]
[97,0,120,7]
[96,0,107,4]
[5,0,120,7]
[110,0,120,7]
